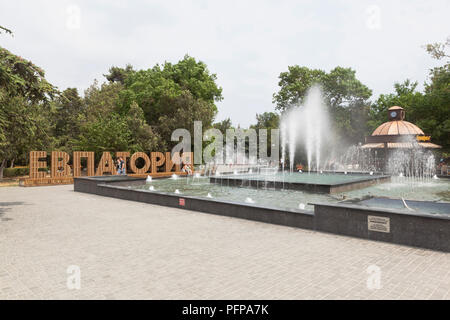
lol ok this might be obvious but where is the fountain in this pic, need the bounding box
[75,173,450,252]
[245,197,255,204]
[74,90,449,252]
[280,86,330,172]
[280,121,287,172]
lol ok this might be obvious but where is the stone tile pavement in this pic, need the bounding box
[0,185,449,299]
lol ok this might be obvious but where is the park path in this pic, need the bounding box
[0,185,449,299]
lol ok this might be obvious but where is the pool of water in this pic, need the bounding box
[214,171,380,185]
[353,198,450,215]
[132,174,450,214]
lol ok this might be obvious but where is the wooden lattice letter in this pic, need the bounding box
[96,152,117,176]
[29,151,47,179]
[165,152,181,172]
[151,152,165,174]
[51,151,71,178]
[73,151,95,177]
[129,152,150,174]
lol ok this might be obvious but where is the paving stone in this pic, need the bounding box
[0,185,449,299]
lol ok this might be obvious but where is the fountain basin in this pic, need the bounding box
[74,175,450,252]
[210,172,391,193]
[346,197,450,215]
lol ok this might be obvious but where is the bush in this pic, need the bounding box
[3,167,30,177]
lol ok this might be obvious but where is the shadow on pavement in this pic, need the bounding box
[0,201,27,221]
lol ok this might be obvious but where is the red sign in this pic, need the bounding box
[179,198,185,206]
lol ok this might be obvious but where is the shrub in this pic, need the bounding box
[3,167,30,177]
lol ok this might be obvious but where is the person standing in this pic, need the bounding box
[117,157,126,175]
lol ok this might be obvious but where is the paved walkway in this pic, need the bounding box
[0,185,449,300]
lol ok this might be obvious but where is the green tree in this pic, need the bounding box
[0,94,53,178]
[157,91,217,149]
[0,47,57,178]
[52,88,85,151]
[213,118,233,133]
[368,80,424,134]
[251,112,280,130]
[273,66,372,143]
[423,36,450,60]
[84,80,123,122]
[368,37,450,150]
[126,102,160,151]
[369,77,449,150]
[250,112,280,157]
[74,102,161,157]
[273,66,372,112]
[422,37,450,150]
[74,113,132,156]
[118,55,222,127]
[104,64,135,84]
[0,47,57,102]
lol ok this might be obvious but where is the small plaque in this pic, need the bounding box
[368,215,390,233]
[179,198,185,206]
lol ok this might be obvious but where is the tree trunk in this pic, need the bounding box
[0,159,6,180]
[10,159,14,168]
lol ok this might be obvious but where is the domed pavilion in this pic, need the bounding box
[361,106,441,170]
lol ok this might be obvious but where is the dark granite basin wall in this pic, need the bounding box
[314,203,450,252]
[74,176,450,252]
[209,175,391,194]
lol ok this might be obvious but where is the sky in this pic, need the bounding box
[1,0,449,127]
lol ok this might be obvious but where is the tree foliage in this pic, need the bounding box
[104,64,135,84]
[251,112,280,131]
[74,113,132,155]
[213,118,233,133]
[0,93,53,176]
[273,66,371,112]
[368,38,450,150]
[250,112,280,157]
[84,80,123,122]
[0,46,57,178]
[2,29,448,179]
[49,56,223,155]
[0,25,12,35]
[157,91,217,149]
[118,55,222,127]
[273,66,372,143]
[423,36,450,60]
[0,47,57,103]
[52,88,85,151]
